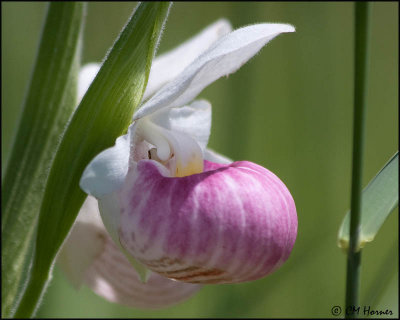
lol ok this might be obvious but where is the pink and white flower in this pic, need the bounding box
[60,18,297,307]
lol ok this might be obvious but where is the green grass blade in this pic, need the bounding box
[1,3,85,317]
[13,3,171,318]
[345,3,371,313]
[338,152,399,251]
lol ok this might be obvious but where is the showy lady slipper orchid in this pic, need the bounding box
[73,19,297,289]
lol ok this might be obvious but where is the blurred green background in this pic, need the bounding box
[2,2,398,318]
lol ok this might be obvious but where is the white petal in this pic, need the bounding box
[78,63,100,103]
[204,148,233,164]
[143,19,232,101]
[134,23,295,120]
[79,126,133,198]
[149,99,211,152]
[77,20,231,107]
[57,196,105,289]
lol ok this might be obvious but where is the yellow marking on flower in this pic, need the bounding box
[175,154,204,177]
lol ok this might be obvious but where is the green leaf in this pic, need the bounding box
[338,152,399,252]
[13,2,171,318]
[1,3,85,317]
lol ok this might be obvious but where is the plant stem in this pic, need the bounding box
[345,2,371,318]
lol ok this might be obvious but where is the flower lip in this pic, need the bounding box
[118,159,297,284]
